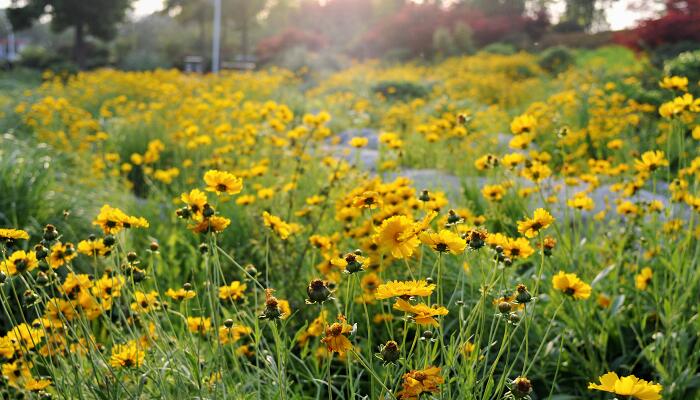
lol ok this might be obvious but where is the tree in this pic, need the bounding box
[226,0,266,57]
[163,0,212,55]
[7,0,132,68]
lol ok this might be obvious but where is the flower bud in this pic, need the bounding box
[306,279,332,304]
[379,340,400,364]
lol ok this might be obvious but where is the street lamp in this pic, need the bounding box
[212,0,222,73]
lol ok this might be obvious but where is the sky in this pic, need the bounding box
[1,0,664,31]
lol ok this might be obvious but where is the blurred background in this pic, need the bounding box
[0,0,697,74]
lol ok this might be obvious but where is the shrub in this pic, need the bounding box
[538,45,575,75]
[664,49,700,84]
[480,42,516,55]
[371,80,429,101]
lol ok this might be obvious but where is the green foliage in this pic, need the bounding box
[538,46,575,75]
[371,80,429,101]
[480,42,517,55]
[665,50,700,86]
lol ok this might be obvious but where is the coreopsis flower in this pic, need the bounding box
[6,323,44,351]
[77,238,112,257]
[567,192,595,211]
[92,274,125,299]
[190,215,231,234]
[320,314,354,355]
[552,271,591,300]
[521,161,551,183]
[482,184,506,201]
[588,372,662,400]
[219,281,247,301]
[393,299,448,326]
[517,208,554,238]
[397,366,444,400]
[510,113,536,135]
[349,137,369,148]
[262,211,300,240]
[372,215,420,258]
[659,76,688,91]
[187,317,211,334]
[61,273,93,297]
[180,188,208,217]
[109,341,145,368]
[0,228,29,244]
[419,229,466,254]
[306,278,333,304]
[487,233,535,260]
[93,205,149,234]
[635,267,653,290]
[1,250,39,276]
[219,324,252,345]
[203,170,243,195]
[165,285,196,301]
[635,151,669,173]
[352,191,383,209]
[48,242,77,269]
[474,154,498,170]
[375,280,436,300]
[131,291,160,313]
[309,235,333,252]
[617,201,639,216]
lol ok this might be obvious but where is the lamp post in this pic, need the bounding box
[212,0,222,73]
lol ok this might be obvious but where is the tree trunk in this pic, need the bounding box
[74,23,86,69]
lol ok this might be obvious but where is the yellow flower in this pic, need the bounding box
[352,190,383,209]
[617,201,639,216]
[187,316,211,334]
[189,215,231,234]
[131,291,160,313]
[262,211,300,240]
[0,228,29,242]
[165,287,196,301]
[552,271,591,300]
[110,341,145,368]
[516,208,554,238]
[482,184,506,201]
[659,76,688,91]
[419,230,466,254]
[510,113,536,135]
[219,325,253,345]
[635,150,668,173]
[219,281,247,301]
[203,170,243,195]
[1,250,38,276]
[375,280,436,300]
[48,242,77,269]
[588,372,662,400]
[372,215,421,258]
[393,299,448,326]
[77,238,112,257]
[349,137,369,148]
[635,267,653,290]
[181,188,208,216]
[320,314,354,355]
[93,205,149,234]
[567,193,595,211]
[397,366,444,400]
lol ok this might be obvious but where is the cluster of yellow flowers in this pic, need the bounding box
[3,48,699,399]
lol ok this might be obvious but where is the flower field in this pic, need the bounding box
[1,46,699,399]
